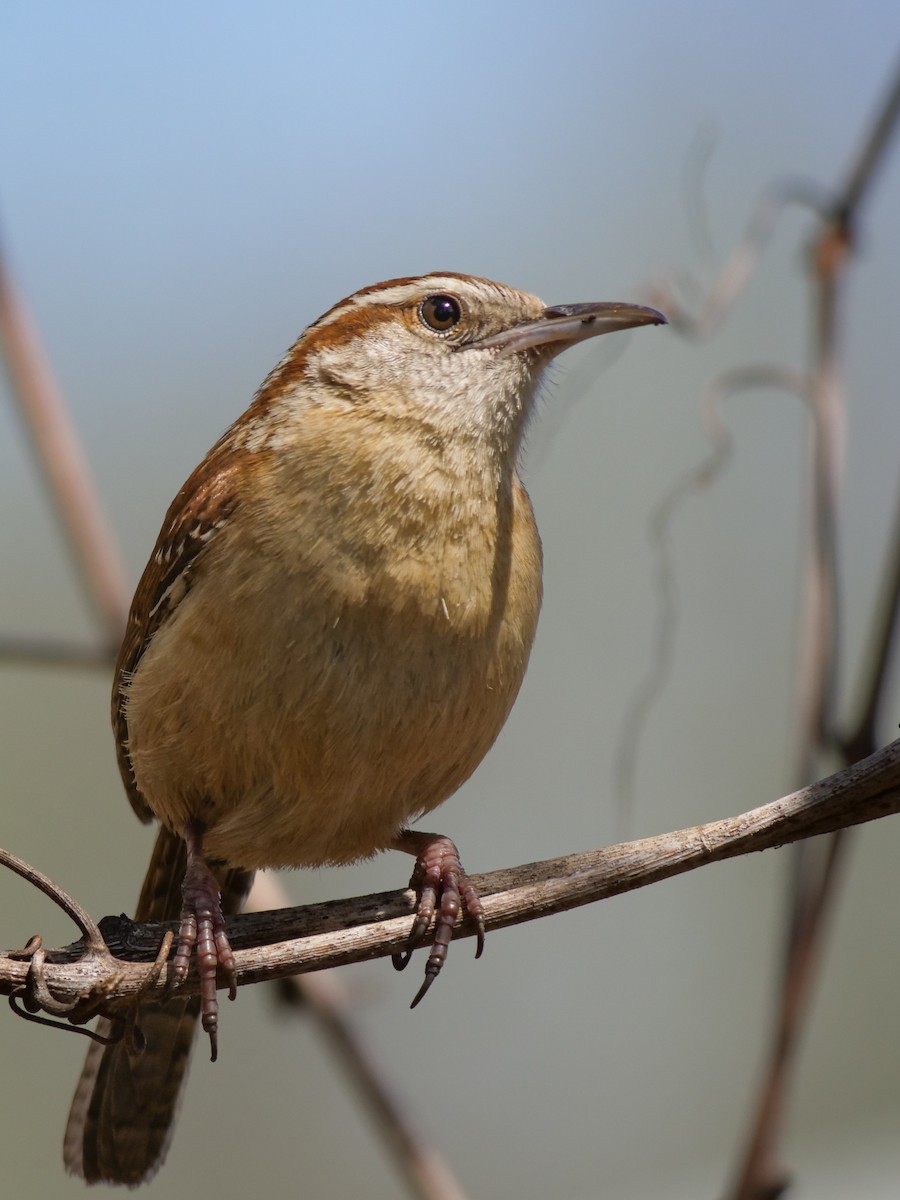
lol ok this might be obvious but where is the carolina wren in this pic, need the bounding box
[63,272,664,1184]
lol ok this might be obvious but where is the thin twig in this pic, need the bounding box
[0,242,129,643]
[614,365,809,836]
[249,874,471,1200]
[727,831,847,1200]
[727,53,900,1200]
[837,53,900,224]
[0,635,114,670]
[648,178,833,341]
[0,845,105,949]
[839,476,900,762]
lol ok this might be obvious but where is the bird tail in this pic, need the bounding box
[63,825,253,1185]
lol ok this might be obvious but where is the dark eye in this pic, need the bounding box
[418,294,462,332]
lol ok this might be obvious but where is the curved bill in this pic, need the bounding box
[470,301,667,356]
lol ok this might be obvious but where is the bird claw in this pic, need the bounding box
[171,834,237,1062]
[391,834,485,1007]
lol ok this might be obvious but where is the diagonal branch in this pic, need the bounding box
[2,738,898,1016]
[251,874,472,1200]
[0,243,129,644]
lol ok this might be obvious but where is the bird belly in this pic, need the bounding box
[123,502,541,868]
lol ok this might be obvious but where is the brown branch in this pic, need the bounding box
[839,476,900,763]
[648,54,900,347]
[0,635,114,670]
[727,52,900,1200]
[2,738,898,1019]
[647,178,832,340]
[835,52,900,226]
[0,845,105,948]
[250,874,471,1200]
[0,243,129,644]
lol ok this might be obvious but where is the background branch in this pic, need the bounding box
[0,246,129,644]
[249,873,472,1200]
[726,53,900,1200]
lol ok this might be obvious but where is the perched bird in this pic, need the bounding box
[64,272,664,1184]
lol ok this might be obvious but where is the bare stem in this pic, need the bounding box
[0,244,129,643]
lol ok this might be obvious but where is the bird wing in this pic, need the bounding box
[112,435,250,821]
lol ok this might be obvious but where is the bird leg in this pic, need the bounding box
[170,820,237,1061]
[391,829,485,1007]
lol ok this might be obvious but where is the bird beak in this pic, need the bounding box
[471,301,667,356]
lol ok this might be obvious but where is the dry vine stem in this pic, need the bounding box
[2,737,898,1017]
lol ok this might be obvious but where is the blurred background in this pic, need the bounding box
[2,4,899,1198]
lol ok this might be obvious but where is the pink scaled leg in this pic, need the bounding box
[391,830,485,1008]
[170,820,237,1061]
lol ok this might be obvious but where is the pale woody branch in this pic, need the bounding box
[3,737,898,1018]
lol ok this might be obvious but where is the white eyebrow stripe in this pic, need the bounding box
[312,277,497,330]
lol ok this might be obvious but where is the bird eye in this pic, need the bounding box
[418,294,462,333]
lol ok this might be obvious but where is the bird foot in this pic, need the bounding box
[391,831,485,1007]
[170,823,237,1062]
